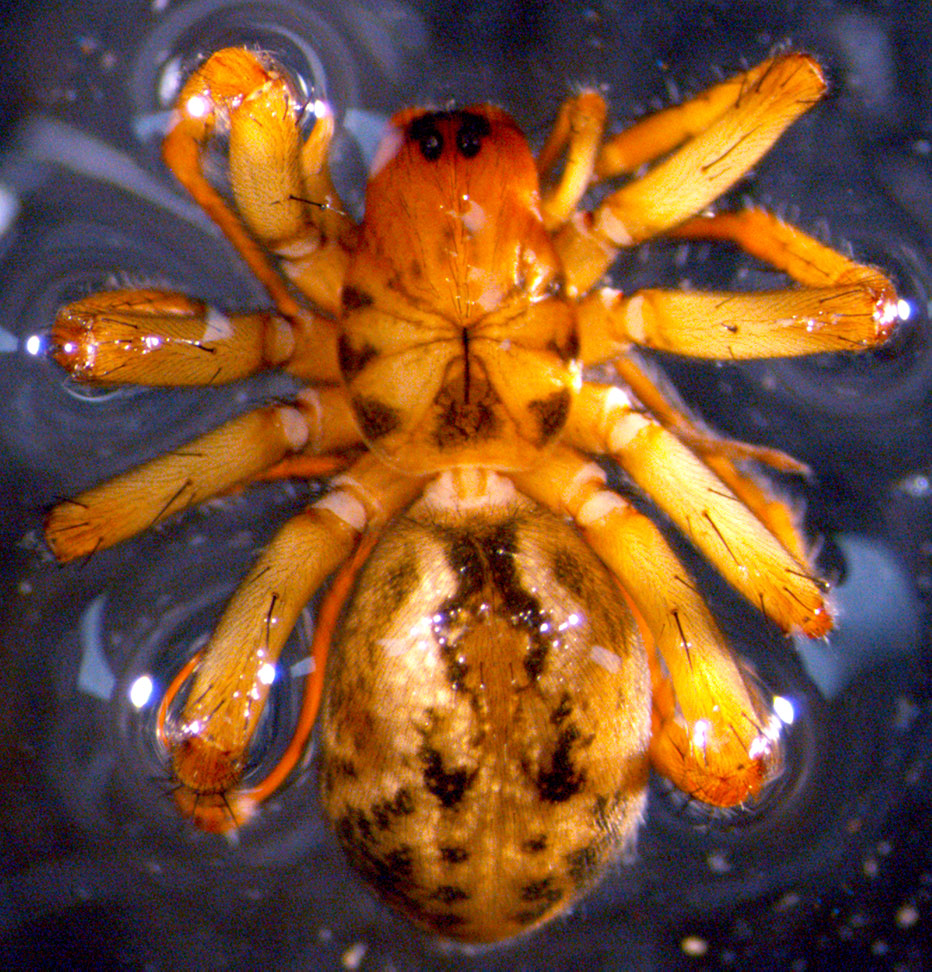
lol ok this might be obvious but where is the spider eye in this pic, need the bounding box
[455,112,491,158]
[409,115,444,161]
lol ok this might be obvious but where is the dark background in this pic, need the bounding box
[1,1,930,968]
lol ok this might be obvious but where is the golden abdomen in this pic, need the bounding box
[319,492,649,941]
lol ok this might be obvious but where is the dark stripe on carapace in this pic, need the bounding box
[528,388,571,442]
[338,334,378,380]
[342,286,375,311]
[352,394,400,439]
[544,316,579,360]
[432,372,502,447]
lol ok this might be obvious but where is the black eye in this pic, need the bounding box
[409,115,444,161]
[455,112,491,159]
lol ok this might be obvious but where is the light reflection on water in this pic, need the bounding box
[1,1,931,969]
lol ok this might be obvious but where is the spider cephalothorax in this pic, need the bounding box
[46,47,897,941]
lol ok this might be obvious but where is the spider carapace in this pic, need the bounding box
[45,47,898,941]
[341,104,578,476]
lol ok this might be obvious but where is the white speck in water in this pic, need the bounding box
[24,333,44,356]
[680,935,708,958]
[341,942,367,970]
[129,674,154,708]
[707,850,731,874]
[772,695,795,725]
[895,902,919,928]
[896,471,930,498]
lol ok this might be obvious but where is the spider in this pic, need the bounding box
[45,48,897,942]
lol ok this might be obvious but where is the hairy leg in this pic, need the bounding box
[45,386,360,560]
[163,451,424,830]
[552,54,827,294]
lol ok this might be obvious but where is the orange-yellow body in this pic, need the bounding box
[341,106,578,474]
[44,47,898,941]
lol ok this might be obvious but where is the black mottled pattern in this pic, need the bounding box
[335,810,418,899]
[337,334,377,380]
[342,286,375,311]
[433,885,470,903]
[419,746,475,809]
[536,725,585,803]
[325,755,359,781]
[382,551,421,616]
[512,899,557,928]
[550,544,588,601]
[432,521,556,685]
[351,394,400,439]
[519,877,563,905]
[439,845,470,864]
[528,388,571,442]
[565,842,602,889]
[371,787,416,831]
[550,692,572,727]
[432,378,501,447]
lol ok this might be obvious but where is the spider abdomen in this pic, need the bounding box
[320,484,650,941]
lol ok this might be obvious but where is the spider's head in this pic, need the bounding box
[358,104,560,314]
[372,103,535,184]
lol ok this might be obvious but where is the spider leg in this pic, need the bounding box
[51,288,340,386]
[162,529,380,832]
[536,90,607,227]
[612,355,810,565]
[162,47,355,318]
[512,445,781,806]
[163,451,424,832]
[577,209,898,361]
[553,53,827,294]
[565,382,828,636]
[45,386,361,561]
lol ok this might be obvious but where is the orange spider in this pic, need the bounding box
[45,48,898,942]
